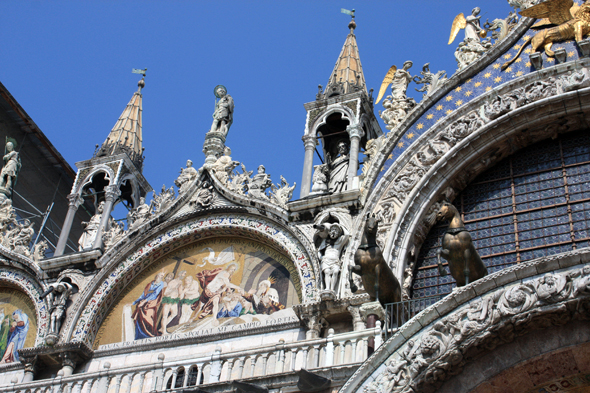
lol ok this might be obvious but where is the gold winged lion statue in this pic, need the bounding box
[502,0,590,70]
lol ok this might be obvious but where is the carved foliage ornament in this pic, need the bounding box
[362,265,590,393]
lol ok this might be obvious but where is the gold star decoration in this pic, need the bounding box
[515,71,523,77]
[505,67,513,73]
[455,99,463,106]
[446,95,454,101]
[466,78,473,83]
[568,51,575,57]
[398,142,404,148]
[484,72,492,78]
[523,35,530,41]
[465,90,473,97]
[380,167,385,172]
[514,44,522,50]
[387,154,393,160]
[474,82,482,87]
[407,132,415,139]
[515,58,522,63]
[437,118,443,122]
[455,86,462,92]
[494,76,502,83]
[417,123,424,130]
[426,114,434,120]
[446,109,453,115]
[436,105,443,110]
[547,57,555,63]
[493,63,501,69]
[504,53,512,60]
[524,48,532,54]
[485,86,492,92]
[525,61,531,67]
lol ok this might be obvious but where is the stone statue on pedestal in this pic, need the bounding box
[210,85,234,137]
[0,141,21,198]
[78,202,104,251]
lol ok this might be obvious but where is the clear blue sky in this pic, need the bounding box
[0,1,512,218]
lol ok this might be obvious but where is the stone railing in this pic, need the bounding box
[0,324,382,393]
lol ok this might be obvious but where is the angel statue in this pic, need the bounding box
[210,85,234,137]
[0,140,21,196]
[376,61,417,130]
[449,7,487,44]
[502,0,590,70]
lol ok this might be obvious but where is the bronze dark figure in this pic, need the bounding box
[350,214,401,306]
[436,201,488,286]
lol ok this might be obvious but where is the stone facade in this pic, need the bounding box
[1,3,590,393]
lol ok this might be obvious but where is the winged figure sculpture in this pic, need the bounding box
[502,0,590,70]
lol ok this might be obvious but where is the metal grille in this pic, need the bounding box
[412,130,590,300]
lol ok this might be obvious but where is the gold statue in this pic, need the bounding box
[502,0,590,70]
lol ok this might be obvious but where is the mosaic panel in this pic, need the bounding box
[94,238,299,348]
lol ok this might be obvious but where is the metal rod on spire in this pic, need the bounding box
[341,8,356,33]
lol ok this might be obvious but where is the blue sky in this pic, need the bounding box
[0,1,512,217]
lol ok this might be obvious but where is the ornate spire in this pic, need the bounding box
[96,77,144,169]
[324,12,367,98]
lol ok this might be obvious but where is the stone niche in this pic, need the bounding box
[94,237,302,349]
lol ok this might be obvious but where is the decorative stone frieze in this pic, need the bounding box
[341,249,590,393]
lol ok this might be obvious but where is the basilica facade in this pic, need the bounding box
[0,1,589,393]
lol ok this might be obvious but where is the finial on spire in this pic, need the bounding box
[341,8,356,33]
[132,68,147,92]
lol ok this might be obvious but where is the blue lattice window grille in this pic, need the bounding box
[412,131,590,300]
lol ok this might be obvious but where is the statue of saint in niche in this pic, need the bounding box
[327,141,350,193]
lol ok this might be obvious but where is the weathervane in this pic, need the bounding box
[341,8,355,18]
[132,68,147,77]
[341,8,356,33]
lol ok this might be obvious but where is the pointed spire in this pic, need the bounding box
[97,77,144,169]
[324,12,367,98]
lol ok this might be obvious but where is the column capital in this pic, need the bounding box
[104,185,121,202]
[302,134,317,149]
[347,124,364,139]
[67,194,84,209]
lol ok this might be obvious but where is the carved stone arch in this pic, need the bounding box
[0,267,49,347]
[340,250,590,393]
[386,88,590,280]
[307,104,357,137]
[118,172,141,208]
[63,212,320,347]
[352,63,590,282]
[74,165,116,197]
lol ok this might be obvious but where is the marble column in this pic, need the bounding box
[360,301,385,357]
[54,194,83,256]
[22,359,37,382]
[300,134,317,198]
[59,353,77,377]
[92,185,120,250]
[346,125,364,190]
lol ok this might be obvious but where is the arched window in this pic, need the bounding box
[412,130,590,300]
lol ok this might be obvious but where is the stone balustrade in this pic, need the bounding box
[0,323,382,393]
